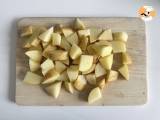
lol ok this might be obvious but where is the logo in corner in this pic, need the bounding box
[138,6,156,21]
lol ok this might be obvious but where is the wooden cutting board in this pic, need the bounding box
[16,17,147,106]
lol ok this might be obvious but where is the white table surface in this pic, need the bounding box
[0,0,160,120]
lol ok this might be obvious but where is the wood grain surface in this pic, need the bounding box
[16,17,147,106]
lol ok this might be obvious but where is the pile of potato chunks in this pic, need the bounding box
[21,18,132,104]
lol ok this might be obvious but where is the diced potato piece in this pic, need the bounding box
[99,54,113,70]
[113,32,128,42]
[60,37,71,50]
[41,58,54,75]
[39,27,53,43]
[31,38,40,47]
[23,71,42,85]
[93,55,100,64]
[25,50,42,62]
[55,61,67,73]
[20,26,33,37]
[112,41,126,53]
[93,45,112,57]
[54,24,63,34]
[97,78,106,89]
[78,29,90,38]
[85,73,96,85]
[72,57,80,65]
[118,65,129,80]
[79,36,89,51]
[66,32,79,45]
[29,59,40,72]
[74,75,87,91]
[62,28,74,37]
[82,64,96,74]
[69,44,82,60]
[61,57,70,65]
[106,70,118,82]
[79,55,94,72]
[29,44,42,51]
[42,45,57,58]
[90,28,103,43]
[88,87,102,104]
[74,18,85,30]
[50,50,68,61]
[42,69,60,84]
[67,65,79,82]
[122,52,132,64]
[22,38,32,48]
[64,81,74,94]
[42,42,49,49]
[57,70,69,81]
[94,41,112,46]
[98,29,113,41]
[45,82,62,98]
[95,63,107,78]
[52,33,61,46]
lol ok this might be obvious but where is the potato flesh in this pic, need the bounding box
[93,45,112,57]
[79,36,89,51]
[50,50,68,61]
[122,52,132,64]
[98,29,113,41]
[67,65,79,82]
[79,55,94,72]
[21,26,33,37]
[82,64,96,74]
[39,27,53,43]
[64,82,74,94]
[66,32,79,45]
[74,18,85,30]
[85,73,96,85]
[88,87,102,104]
[95,63,107,78]
[113,32,128,42]
[29,59,40,72]
[42,45,57,58]
[97,78,106,89]
[23,71,42,85]
[52,33,61,46]
[106,70,118,82]
[69,44,82,60]
[118,65,129,80]
[45,82,62,98]
[62,28,74,37]
[57,70,69,81]
[43,69,60,84]
[112,41,126,53]
[55,61,67,73]
[74,75,87,91]
[41,58,54,75]
[99,54,113,70]
[25,50,42,62]
[78,29,90,38]
[90,28,103,43]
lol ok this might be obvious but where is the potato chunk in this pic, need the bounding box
[79,55,94,72]
[98,29,113,41]
[85,73,96,85]
[93,45,112,57]
[45,82,62,98]
[106,70,118,82]
[55,61,67,73]
[50,50,68,61]
[95,63,107,78]
[79,36,89,51]
[42,69,60,84]
[112,41,126,53]
[122,52,132,64]
[25,50,42,62]
[88,87,102,104]
[23,71,43,85]
[41,58,54,75]
[78,29,90,38]
[99,54,113,70]
[69,44,82,60]
[113,32,128,42]
[64,81,74,94]
[118,65,129,80]
[74,18,86,30]
[74,75,87,91]
[29,59,40,72]
[90,28,103,43]
[39,27,53,43]
[20,26,33,37]
[67,65,79,82]
[62,28,74,37]
[52,33,61,46]
[66,32,79,45]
